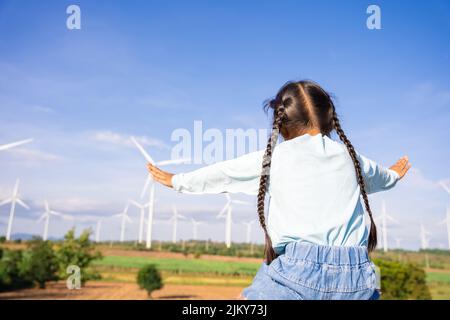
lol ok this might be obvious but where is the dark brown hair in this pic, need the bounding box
[257,80,377,264]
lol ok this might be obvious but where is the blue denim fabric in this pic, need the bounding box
[242,242,380,300]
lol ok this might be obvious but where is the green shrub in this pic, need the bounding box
[373,258,431,300]
[0,249,33,292]
[20,238,59,289]
[137,264,163,298]
[55,228,102,284]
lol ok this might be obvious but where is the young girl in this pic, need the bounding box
[147,80,411,300]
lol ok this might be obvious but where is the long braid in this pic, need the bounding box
[257,104,286,264]
[331,107,378,252]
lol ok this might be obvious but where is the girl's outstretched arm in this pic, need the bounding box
[356,153,411,194]
[147,150,265,195]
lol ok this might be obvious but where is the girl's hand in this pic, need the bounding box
[389,156,411,179]
[147,163,174,188]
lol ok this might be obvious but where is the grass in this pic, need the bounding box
[426,270,450,300]
[94,255,261,276]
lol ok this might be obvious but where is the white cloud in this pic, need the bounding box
[32,105,54,113]
[6,147,63,162]
[90,130,169,149]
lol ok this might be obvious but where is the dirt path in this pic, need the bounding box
[0,281,245,300]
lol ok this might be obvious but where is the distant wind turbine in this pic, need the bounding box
[0,179,30,241]
[130,199,151,244]
[0,138,33,152]
[38,200,72,241]
[438,206,450,249]
[131,136,190,249]
[95,218,103,243]
[190,218,203,240]
[170,205,186,243]
[112,203,132,242]
[395,238,402,249]
[242,220,256,244]
[376,200,398,252]
[420,223,431,250]
[217,194,252,248]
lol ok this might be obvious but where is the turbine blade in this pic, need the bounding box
[0,138,33,151]
[13,179,20,196]
[131,136,155,164]
[125,215,132,223]
[156,158,191,166]
[140,175,152,199]
[44,200,50,212]
[129,199,142,208]
[386,215,398,224]
[439,181,450,195]
[217,203,229,218]
[232,200,252,205]
[0,198,12,207]
[16,198,30,210]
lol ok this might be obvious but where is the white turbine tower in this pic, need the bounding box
[242,220,255,244]
[395,238,402,249]
[0,179,29,241]
[38,200,72,241]
[0,138,33,152]
[217,194,252,248]
[130,199,151,244]
[438,206,450,249]
[190,218,203,240]
[95,218,103,243]
[376,200,398,252]
[112,203,132,242]
[420,223,431,250]
[131,136,190,249]
[170,205,186,243]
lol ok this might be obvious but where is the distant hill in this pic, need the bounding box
[9,233,62,241]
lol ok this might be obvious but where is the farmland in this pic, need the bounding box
[1,243,450,299]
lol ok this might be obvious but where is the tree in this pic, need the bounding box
[137,264,163,299]
[20,238,59,289]
[373,258,431,300]
[55,228,102,285]
[0,249,33,292]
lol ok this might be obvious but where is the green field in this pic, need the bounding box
[94,255,261,276]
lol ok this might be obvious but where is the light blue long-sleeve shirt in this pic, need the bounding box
[171,133,399,254]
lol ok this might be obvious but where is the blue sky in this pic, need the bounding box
[0,0,449,249]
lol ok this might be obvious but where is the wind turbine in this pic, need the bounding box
[38,200,72,241]
[217,194,252,248]
[438,206,450,249]
[0,179,29,241]
[242,220,256,244]
[395,238,402,249]
[0,138,33,152]
[190,218,203,240]
[95,218,103,243]
[131,136,190,249]
[112,203,132,242]
[170,205,186,243]
[420,223,431,250]
[130,199,151,244]
[376,200,398,252]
